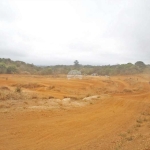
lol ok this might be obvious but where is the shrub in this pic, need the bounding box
[49,96,54,99]
[126,136,133,141]
[48,86,55,90]
[15,86,22,93]
[86,93,91,97]
[136,118,143,123]
[7,65,17,74]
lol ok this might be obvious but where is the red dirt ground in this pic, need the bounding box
[0,74,150,150]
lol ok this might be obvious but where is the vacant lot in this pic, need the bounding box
[0,74,150,150]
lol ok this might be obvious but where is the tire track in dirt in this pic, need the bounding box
[0,74,150,150]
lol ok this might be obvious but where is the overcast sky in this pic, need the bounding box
[0,0,150,65]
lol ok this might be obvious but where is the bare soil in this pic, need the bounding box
[0,74,150,150]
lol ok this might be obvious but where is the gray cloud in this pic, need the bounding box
[102,0,150,62]
[0,29,31,59]
[0,0,150,65]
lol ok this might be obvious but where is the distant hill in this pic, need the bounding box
[0,58,149,75]
[0,58,39,74]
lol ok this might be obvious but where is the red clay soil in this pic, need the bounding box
[0,74,150,150]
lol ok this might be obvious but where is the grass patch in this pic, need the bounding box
[0,90,39,100]
[126,136,133,141]
[136,124,141,128]
[48,85,55,90]
[86,93,91,97]
[49,96,54,99]
[127,130,132,134]
[136,118,143,123]
[0,86,10,91]
[141,112,146,115]
[143,118,148,122]
[119,133,126,137]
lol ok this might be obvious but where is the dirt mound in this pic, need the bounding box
[12,83,45,89]
[83,95,100,101]
[0,86,10,91]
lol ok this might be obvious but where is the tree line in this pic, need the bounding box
[0,58,149,75]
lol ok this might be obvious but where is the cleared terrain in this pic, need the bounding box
[0,74,150,150]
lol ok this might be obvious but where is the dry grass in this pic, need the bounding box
[86,93,91,97]
[48,85,55,90]
[0,90,39,100]
[0,86,10,91]
[126,136,134,141]
[119,133,126,137]
[136,118,143,123]
[49,96,54,99]
[123,88,132,93]
[15,86,22,93]
[12,83,45,89]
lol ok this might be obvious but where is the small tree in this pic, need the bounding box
[74,60,79,68]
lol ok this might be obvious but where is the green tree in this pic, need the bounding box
[74,60,79,68]
[0,63,7,73]
[40,68,53,75]
[47,68,52,74]
[135,61,146,69]
[7,65,17,74]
